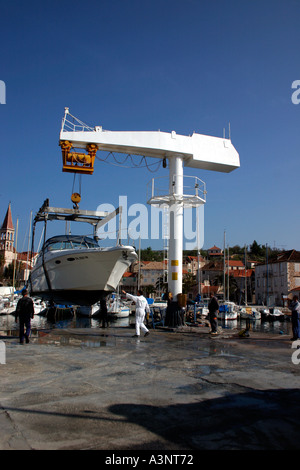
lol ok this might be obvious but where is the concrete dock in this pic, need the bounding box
[0,324,299,451]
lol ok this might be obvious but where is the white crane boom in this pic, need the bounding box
[60,109,239,174]
[59,108,240,301]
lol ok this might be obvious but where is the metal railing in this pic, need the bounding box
[147,175,206,207]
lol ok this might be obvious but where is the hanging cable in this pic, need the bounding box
[71,173,82,194]
[72,173,76,194]
[95,152,162,172]
[71,173,82,208]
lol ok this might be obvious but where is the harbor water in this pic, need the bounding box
[0,310,293,339]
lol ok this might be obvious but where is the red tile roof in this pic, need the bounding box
[227,260,244,267]
[122,272,136,278]
[231,269,253,278]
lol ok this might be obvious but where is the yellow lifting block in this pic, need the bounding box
[60,141,98,175]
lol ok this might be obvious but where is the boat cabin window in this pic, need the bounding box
[43,237,98,252]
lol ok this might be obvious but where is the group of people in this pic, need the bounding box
[121,290,220,337]
[14,288,151,342]
[14,288,219,343]
[14,287,300,343]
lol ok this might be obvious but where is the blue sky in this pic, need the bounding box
[1,0,300,253]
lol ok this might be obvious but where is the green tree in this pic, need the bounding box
[250,240,264,259]
[141,247,163,261]
[144,284,155,296]
[182,272,196,295]
[212,273,239,302]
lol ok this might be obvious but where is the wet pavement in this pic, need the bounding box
[0,323,299,451]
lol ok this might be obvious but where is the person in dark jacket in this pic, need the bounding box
[100,298,108,328]
[289,295,300,340]
[15,289,34,344]
[208,292,219,335]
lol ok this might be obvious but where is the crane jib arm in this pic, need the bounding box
[59,128,240,175]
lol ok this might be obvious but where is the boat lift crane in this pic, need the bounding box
[59,108,240,301]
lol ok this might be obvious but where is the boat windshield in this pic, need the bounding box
[43,235,99,253]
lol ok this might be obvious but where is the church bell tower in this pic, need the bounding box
[0,203,16,267]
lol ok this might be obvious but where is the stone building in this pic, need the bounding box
[255,250,300,306]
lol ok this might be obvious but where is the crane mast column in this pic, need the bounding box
[168,156,184,301]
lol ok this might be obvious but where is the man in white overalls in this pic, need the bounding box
[123,290,150,337]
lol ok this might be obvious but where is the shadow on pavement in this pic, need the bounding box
[109,388,300,450]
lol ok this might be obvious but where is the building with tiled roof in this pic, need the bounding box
[255,250,300,306]
[184,255,206,275]
[207,245,223,257]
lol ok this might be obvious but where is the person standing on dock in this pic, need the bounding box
[15,289,34,344]
[289,295,300,340]
[208,292,219,336]
[100,298,109,328]
[122,290,150,337]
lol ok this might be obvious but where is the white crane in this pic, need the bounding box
[59,108,240,300]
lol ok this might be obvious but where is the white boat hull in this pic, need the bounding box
[30,245,137,306]
[0,305,16,315]
[77,304,101,317]
[239,307,261,320]
[0,297,18,315]
[218,302,238,320]
[108,298,131,317]
[218,311,238,320]
[260,307,284,321]
[108,308,130,318]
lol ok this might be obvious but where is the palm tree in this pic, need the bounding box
[212,273,238,302]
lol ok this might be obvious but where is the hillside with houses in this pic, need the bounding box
[119,244,300,308]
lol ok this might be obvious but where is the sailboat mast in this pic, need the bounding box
[12,218,19,293]
[244,245,247,305]
[26,211,32,282]
[223,231,226,302]
[227,244,229,302]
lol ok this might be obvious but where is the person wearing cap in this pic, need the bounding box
[15,289,34,344]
